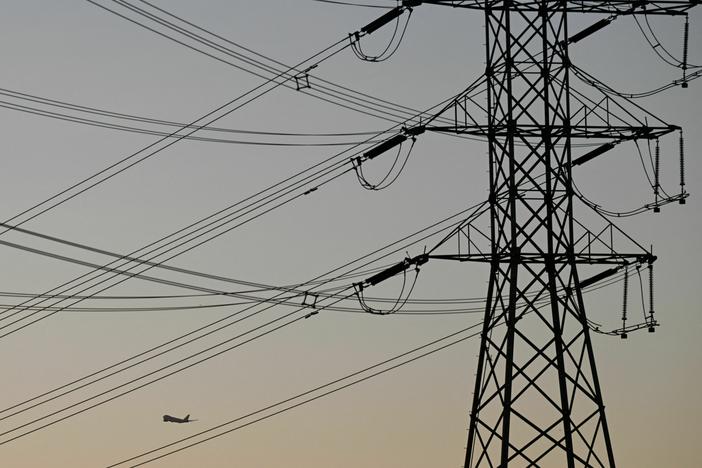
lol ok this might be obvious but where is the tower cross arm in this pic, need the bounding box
[424,124,679,140]
[418,1,697,16]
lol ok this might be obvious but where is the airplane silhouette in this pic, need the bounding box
[162,414,194,423]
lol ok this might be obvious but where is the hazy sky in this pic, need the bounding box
[0,1,700,467]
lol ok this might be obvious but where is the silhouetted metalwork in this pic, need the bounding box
[413,1,698,466]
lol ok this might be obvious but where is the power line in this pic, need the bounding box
[0,240,632,440]
[0,0,468,334]
[634,14,701,70]
[0,221,321,298]
[0,303,318,445]
[101,268,642,467]
[1,6,353,238]
[0,86,389,138]
[0,301,479,315]
[571,59,702,99]
[1,286,470,448]
[0,97,482,452]
[0,147,613,331]
[0,265,385,302]
[311,0,395,8]
[0,197,637,447]
[0,161,355,336]
[0,233,490,315]
[0,202,480,429]
[108,321,484,467]
[98,0,434,126]
[0,97,389,147]
[0,118,411,331]
[0,71,473,337]
[132,0,450,125]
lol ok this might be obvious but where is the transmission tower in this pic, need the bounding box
[350,1,696,465]
[421,1,695,466]
[415,1,695,466]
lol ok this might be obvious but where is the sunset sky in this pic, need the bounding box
[0,1,700,467]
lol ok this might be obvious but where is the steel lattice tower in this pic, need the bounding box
[405,1,697,466]
[354,1,696,465]
[453,2,693,466]
[465,5,614,466]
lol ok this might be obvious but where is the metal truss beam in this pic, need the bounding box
[420,1,696,16]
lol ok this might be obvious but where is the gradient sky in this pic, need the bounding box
[0,1,700,467]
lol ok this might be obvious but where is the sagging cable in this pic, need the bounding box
[349,2,418,62]
[353,252,428,315]
[352,125,425,190]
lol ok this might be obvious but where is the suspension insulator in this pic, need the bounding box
[579,266,619,289]
[679,131,686,203]
[361,6,404,35]
[654,140,661,194]
[648,262,655,333]
[621,267,629,339]
[571,142,615,167]
[363,134,407,161]
[567,18,612,44]
[653,139,661,212]
[682,15,690,88]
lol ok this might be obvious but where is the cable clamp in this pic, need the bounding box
[348,31,361,46]
[351,155,363,169]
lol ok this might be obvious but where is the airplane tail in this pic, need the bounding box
[185,414,190,422]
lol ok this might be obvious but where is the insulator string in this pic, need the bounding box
[621,266,629,338]
[682,15,690,87]
[679,130,686,201]
[654,139,661,211]
[648,262,655,325]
